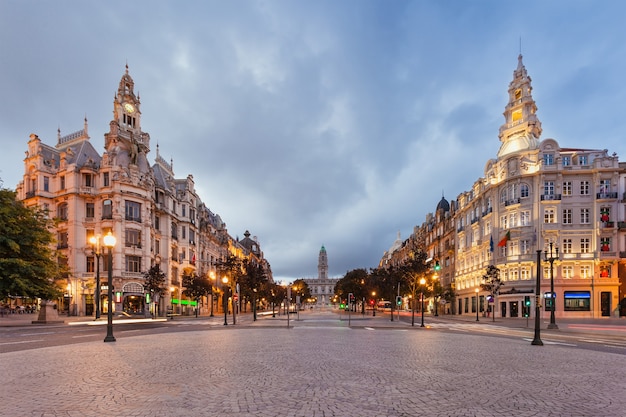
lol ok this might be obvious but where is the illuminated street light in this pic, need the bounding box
[222,276,229,325]
[420,277,426,327]
[475,288,480,322]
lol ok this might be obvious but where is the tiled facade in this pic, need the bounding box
[16,68,272,317]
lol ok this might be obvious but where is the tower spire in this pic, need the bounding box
[496,54,542,158]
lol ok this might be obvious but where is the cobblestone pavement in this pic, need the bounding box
[2,310,626,416]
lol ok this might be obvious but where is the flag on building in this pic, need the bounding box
[497,230,511,247]
[489,235,494,252]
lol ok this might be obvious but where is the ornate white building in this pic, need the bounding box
[16,67,272,317]
[383,55,624,319]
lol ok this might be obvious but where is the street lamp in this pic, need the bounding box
[222,276,229,325]
[475,288,480,322]
[544,242,559,329]
[89,235,102,320]
[420,277,426,327]
[209,271,216,317]
[103,231,116,343]
[153,254,161,318]
[169,286,175,318]
[66,283,71,317]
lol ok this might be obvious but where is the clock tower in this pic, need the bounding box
[104,65,151,171]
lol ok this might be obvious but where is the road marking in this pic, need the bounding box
[18,332,56,336]
[71,334,99,338]
[579,338,626,347]
[0,339,44,345]
[365,327,375,330]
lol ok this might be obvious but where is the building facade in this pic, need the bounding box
[381,55,624,319]
[302,245,339,307]
[16,67,272,317]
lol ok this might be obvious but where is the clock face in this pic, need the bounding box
[124,103,135,113]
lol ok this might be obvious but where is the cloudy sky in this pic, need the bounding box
[1,1,625,282]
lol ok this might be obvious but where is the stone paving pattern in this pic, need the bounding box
[2,310,626,416]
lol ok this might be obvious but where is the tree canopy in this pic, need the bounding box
[0,189,63,300]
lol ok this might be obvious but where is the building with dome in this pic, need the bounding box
[382,55,624,319]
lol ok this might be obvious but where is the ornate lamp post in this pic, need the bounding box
[89,235,102,320]
[544,242,559,329]
[103,232,116,343]
[222,276,229,325]
[531,249,544,345]
[153,254,161,318]
[420,277,426,327]
[475,288,480,322]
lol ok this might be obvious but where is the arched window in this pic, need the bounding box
[520,183,530,198]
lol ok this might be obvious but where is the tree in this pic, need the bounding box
[481,264,503,321]
[335,268,369,311]
[267,282,286,317]
[182,272,212,318]
[214,254,243,323]
[401,251,431,325]
[290,279,311,308]
[143,264,166,317]
[240,259,268,320]
[0,189,63,301]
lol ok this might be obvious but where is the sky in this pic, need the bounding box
[1,1,625,283]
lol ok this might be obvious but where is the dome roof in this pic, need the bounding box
[436,196,450,212]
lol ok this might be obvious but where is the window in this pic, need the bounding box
[85,202,95,219]
[562,239,572,254]
[154,215,160,231]
[509,213,518,228]
[520,210,530,226]
[580,180,590,195]
[543,181,555,196]
[520,239,531,254]
[544,208,556,224]
[43,176,49,192]
[102,200,113,220]
[562,209,572,224]
[125,201,141,222]
[500,215,508,229]
[562,156,571,166]
[562,265,573,279]
[543,153,554,166]
[155,239,161,256]
[581,265,592,279]
[83,173,93,187]
[86,256,95,273]
[125,229,141,248]
[520,184,529,198]
[181,226,186,240]
[171,222,178,240]
[125,255,141,273]
[600,237,611,252]
[189,229,195,244]
[599,179,611,195]
[562,181,572,196]
[580,208,590,224]
[57,203,68,220]
[103,172,110,187]
[60,175,65,190]
[580,238,590,254]
[182,204,187,217]
[564,291,590,311]
[579,155,588,166]
[520,267,531,281]
[500,189,507,204]
[57,231,68,249]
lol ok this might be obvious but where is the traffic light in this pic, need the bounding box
[434,260,441,271]
[396,295,402,306]
[370,299,375,306]
[348,293,355,304]
[523,296,531,318]
[524,296,531,307]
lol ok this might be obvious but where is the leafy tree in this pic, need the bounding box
[290,279,311,306]
[335,268,369,311]
[182,271,212,318]
[143,264,166,317]
[0,189,63,300]
[213,254,243,322]
[401,251,432,325]
[240,259,268,320]
[267,282,286,317]
[481,264,503,321]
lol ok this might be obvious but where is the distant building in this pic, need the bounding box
[302,245,339,307]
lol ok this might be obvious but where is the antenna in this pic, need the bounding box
[519,36,522,55]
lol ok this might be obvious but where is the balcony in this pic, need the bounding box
[79,186,95,196]
[540,194,561,201]
[25,191,36,198]
[601,221,615,229]
[504,198,521,206]
[618,222,626,230]
[596,192,618,200]
[620,251,626,258]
